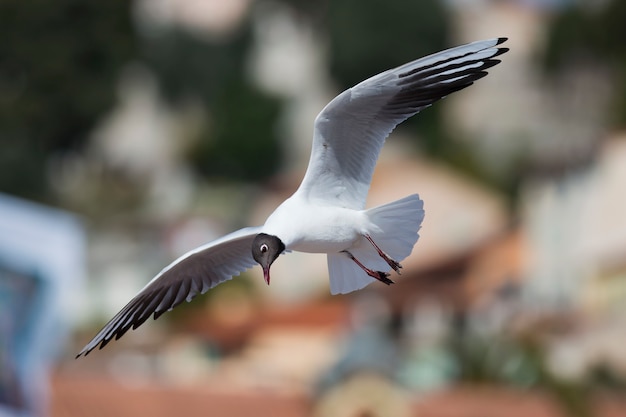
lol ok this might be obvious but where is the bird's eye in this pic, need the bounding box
[260,243,268,253]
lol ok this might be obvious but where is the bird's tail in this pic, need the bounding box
[364,194,424,263]
[327,194,424,295]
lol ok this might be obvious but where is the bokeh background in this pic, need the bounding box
[2,0,626,416]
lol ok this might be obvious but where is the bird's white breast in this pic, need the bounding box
[262,194,370,254]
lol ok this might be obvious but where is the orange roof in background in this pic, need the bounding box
[463,228,527,308]
[51,372,308,417]
[51,373,626,417]
[181,299,350,351]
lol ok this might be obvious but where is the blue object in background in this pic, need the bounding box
[0,194,85,417]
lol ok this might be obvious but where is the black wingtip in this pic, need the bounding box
[496,37,508,45]
[491,47,509,60]
[75,349,89,359]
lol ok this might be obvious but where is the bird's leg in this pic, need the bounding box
[342,251,395,285]
[363,234,402,274]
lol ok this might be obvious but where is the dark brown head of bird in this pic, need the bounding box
[252,233,285,285]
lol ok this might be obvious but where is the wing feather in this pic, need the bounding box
[296,38,508,209]
[77,226,261,357]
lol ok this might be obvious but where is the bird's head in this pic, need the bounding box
[252,233,285,285]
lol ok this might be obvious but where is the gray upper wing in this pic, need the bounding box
[77,226,261,357]
[296,38,508,209]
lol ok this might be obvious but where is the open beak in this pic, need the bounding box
[262,265,271,285]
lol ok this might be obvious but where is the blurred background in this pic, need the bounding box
[1,0,626,416]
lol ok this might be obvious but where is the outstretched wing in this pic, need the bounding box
[297,38,508,209]
[77,226,261,357]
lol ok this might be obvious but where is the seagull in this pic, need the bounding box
[77,38,508,357]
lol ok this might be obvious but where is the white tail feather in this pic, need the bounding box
[365,194,424,261]
[327,194,424,294]
[327,253,376,294]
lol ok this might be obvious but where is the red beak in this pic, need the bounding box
[263,266,271,285]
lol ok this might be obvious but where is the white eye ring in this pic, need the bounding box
[260,243,268,253]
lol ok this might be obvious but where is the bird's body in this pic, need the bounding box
[264,199,366,253]
[77,37,508,357]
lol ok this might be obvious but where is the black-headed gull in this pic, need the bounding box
[78,38,508,357]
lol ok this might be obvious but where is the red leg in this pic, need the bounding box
[342,251,394,285]
[364,234,402,274]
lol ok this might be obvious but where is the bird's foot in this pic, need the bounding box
[371,270,395,285]
[386,258,403,275]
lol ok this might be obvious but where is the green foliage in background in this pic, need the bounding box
[325,0,451,156]
[0,0,454,204]
[0,0,137,201]
[12,0,622,205]
[189,79,283,182]
[325,0,449,91]
[141,26,284,182]
[0,1,284,201]
[140,27,251,107]
[543,0,626,126]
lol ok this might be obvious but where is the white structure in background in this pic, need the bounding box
[578,138,626,310]
[134,0,251,39]
[248,0,335,172]
[0,194,85,417]
[447,0,611,176]
[533,138,626,379]
[521,171,592,309]
[89,67,198,219]
[522,136,626,312]
[447,0,624,313]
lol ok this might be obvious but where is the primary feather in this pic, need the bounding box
[76,227,260,356]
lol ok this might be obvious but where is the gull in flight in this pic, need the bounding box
[78,38,508,357]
